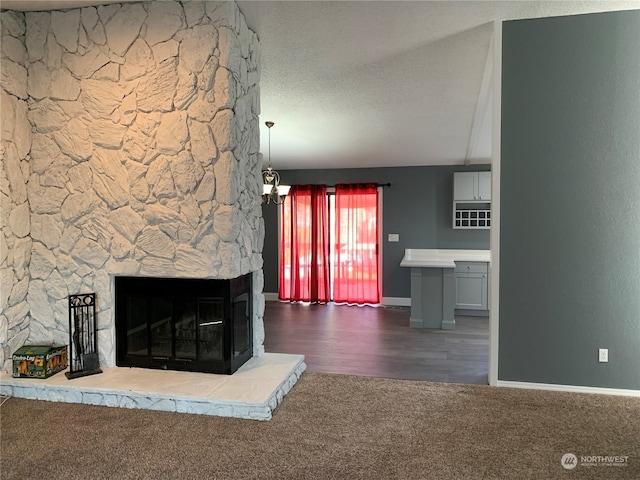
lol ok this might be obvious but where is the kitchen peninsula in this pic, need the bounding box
[400,249,491,329]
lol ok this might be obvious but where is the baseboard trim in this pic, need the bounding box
[264,292,279,302]
[441,319,456,329]
[382,297,411,307]
[409,318,424,328]
[455,309,489,317]
[497,380,640,397]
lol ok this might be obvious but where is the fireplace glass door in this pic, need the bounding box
[116,275,252,374]
[197,299,224,361]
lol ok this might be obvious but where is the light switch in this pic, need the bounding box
[388,233,399,242]
[598,348,608,363]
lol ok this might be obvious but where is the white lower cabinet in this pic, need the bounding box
[454,262,488,311]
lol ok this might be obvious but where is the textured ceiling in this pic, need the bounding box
[2,0,639,169]
[237,0,640,169]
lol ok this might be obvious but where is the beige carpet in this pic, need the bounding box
[1,372,639,479]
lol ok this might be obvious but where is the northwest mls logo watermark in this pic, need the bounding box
[561,453,578,470]
[561,453,629,469]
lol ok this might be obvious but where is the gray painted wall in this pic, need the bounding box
[500,10,640,389]
[262,165,490,298]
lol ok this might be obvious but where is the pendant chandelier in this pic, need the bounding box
[262,121,290,205]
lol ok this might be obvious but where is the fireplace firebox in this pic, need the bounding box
[115,275,252,375]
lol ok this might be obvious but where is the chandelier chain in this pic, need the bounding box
[262,121,289,205]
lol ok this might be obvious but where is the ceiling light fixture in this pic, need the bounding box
[262,121,290,205]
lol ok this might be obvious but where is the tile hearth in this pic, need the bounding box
[0,353,306,421]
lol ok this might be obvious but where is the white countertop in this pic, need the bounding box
[400,249,491,268]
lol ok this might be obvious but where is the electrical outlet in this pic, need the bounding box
[598,348,608,363]
[388,233,399,242]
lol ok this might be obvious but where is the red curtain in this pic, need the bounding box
[279,185,330,303]
[333,184,380,304]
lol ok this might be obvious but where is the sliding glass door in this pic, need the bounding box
[279,185,330,303]
[332,184,379,304]
[280,184,381,305]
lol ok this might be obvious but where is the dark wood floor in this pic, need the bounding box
[263,302,489,384]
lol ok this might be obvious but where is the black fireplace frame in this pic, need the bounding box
[115,275,253,375]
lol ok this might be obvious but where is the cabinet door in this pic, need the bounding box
[477,172,491,200]
[454,273,488,310]
[453,172,477,201]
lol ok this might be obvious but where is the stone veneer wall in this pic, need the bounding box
[1,11,32,369]
[0,1,265,372]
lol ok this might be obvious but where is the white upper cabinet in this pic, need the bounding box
[454,172,491,201]
[477,172,491,200]
[453,172,476,200]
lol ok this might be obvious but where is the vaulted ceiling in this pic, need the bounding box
[3,0,639,169]
[237,1,639,169]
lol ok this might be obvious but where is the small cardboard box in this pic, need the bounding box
[12,345,68,379]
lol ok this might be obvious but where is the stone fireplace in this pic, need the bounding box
[0,1,266,372]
